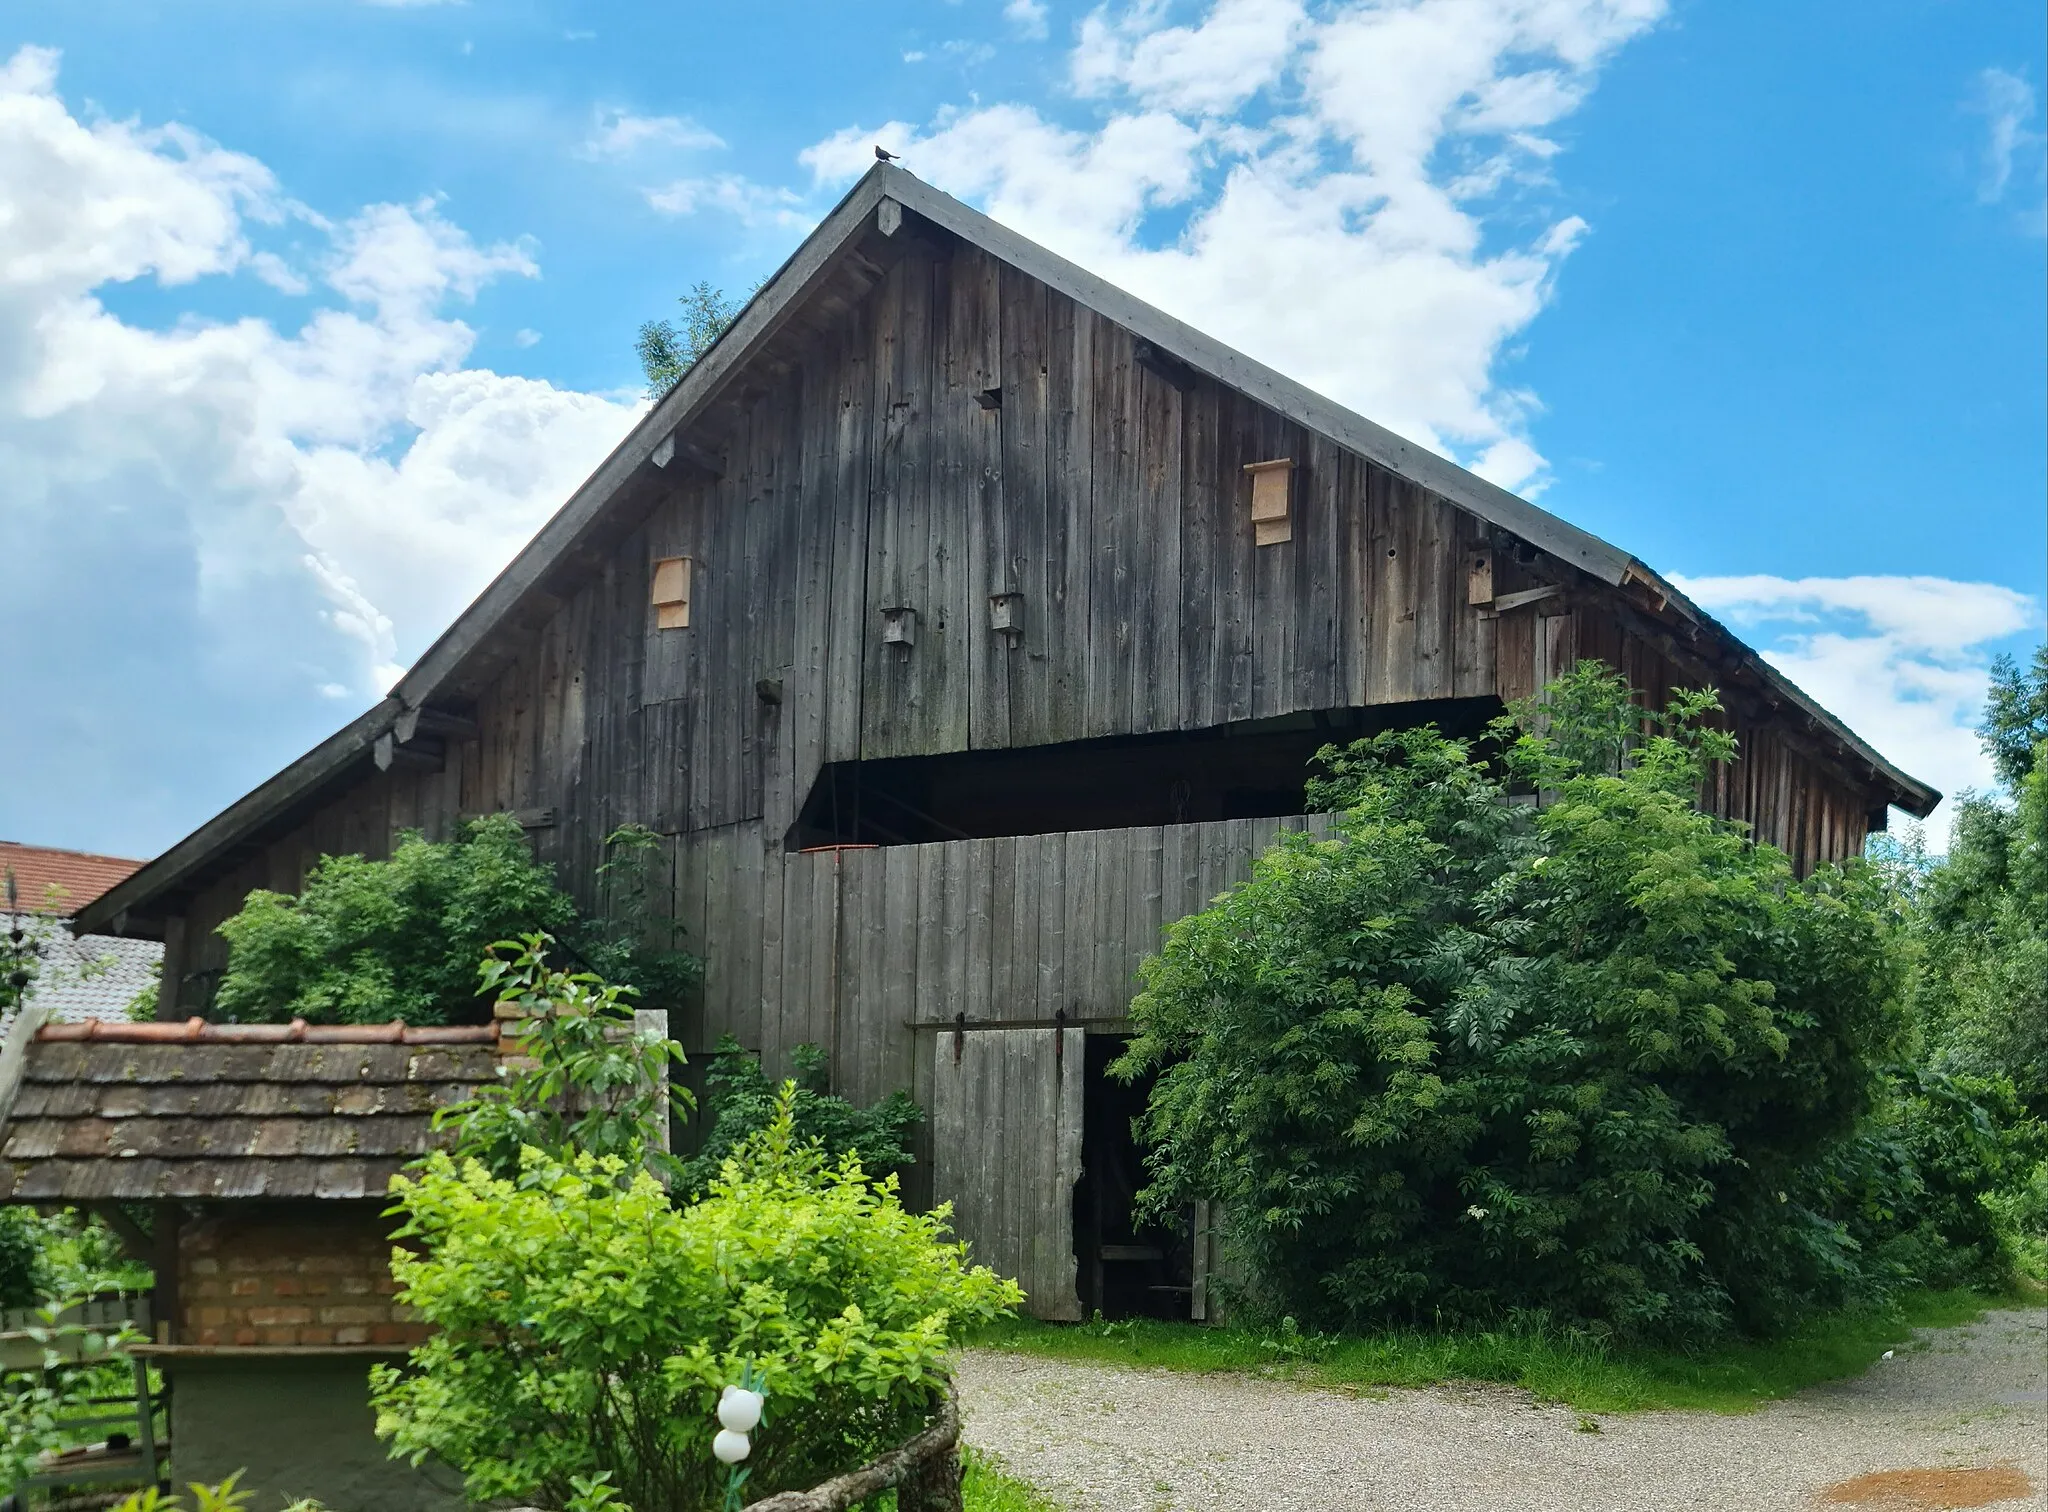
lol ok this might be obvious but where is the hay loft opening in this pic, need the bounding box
[786,698,1503,850]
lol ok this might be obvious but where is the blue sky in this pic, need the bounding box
[1,0,2042,861]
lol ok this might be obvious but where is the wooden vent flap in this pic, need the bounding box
[651,556,693,630]
[1244,459,1293,546]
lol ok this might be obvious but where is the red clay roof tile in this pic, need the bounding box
[1,843,147,918]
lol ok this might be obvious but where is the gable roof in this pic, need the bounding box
[76,164,1940,936]
[3,842,146,918]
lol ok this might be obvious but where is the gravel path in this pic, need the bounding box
[956,1307,2047,1510]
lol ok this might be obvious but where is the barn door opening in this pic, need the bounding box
[1073,1034,1196,1321]
[928,1026,1084,1321]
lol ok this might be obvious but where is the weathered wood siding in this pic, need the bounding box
[930,1026,1085,1320]
[665,815,1328,1101]
[159,233,1887,1249]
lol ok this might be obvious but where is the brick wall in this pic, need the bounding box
[178,1203,428,1349]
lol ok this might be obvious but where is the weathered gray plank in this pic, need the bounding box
[999,264,1051,746]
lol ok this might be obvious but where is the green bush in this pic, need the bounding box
[213,817,697,1026]
[0,1209,44,1310]
[370,1098,1021,1510]
[439,934,691,1185]
[677,1035,922,1198]
[1117,666,1912,1339]
[1832,1069,2048,1290]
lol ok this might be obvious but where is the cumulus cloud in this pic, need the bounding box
[801,0,1669,492]
[0,46,642,702]
[1670,574,2041,826]
[1073,0,1305,115]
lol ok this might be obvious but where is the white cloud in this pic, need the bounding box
[800,0,1670,492]
[1968,67,2046,232]
[644,172,811,230]
[1074,0,1305,115]
[513,327,541,347]
[581,107,724,159]
[1671,574,2041,827]
[1006,0,1051,40]
[0,47,642,698]
[248,251,309,294]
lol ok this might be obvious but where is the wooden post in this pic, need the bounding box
[155,915,187,1021]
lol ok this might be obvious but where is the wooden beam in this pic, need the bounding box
[1492,584,1563,614]
[373,733,443,773]
[87,1204,154,1265]
[393,706,478,745]
[649,431,725,478]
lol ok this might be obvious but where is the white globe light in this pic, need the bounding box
[718,1388,765,1433]
[712,1428,751,1465]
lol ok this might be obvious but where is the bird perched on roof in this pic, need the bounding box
[875,145,900,162]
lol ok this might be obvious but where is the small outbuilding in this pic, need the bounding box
[0,1010,500,1511]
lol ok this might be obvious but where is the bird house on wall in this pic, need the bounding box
[651,556,693,630]
[1244,459,1293,546]
[881,606,917,650]
[988,592,1024,643]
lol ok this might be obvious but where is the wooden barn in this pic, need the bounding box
[76,164,1938,1323]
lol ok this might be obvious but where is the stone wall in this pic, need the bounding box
[177,1201,427,1348]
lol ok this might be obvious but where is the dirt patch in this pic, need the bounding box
[1818,1465,2035,1509]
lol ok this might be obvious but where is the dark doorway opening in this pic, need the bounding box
[1073,1034,1192,1321]
[787,697,1502,850]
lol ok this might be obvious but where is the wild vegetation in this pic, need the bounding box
[678,1033,923,1198]
[1117,663,2046,1340]
[1907,647,2048,1106]
[213,817,697,1025]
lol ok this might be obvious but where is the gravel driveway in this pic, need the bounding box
[956,1307,2047,1510]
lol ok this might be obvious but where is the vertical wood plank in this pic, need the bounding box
[999,264,1051,746]
[1136,356,1184,732]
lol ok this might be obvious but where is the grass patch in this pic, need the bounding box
[966,1287,2023,1416]
[962,1446,1064,1511]
[862,1447,1062,1511]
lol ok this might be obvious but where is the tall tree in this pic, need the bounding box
[1915,642,2048,1111]
[635,282,742,398]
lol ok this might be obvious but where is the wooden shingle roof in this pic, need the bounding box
[0,1021,500,1202]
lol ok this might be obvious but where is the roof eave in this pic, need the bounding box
[1621,562,1942,818]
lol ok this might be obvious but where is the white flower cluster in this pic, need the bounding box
[713,1384,765,1464]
